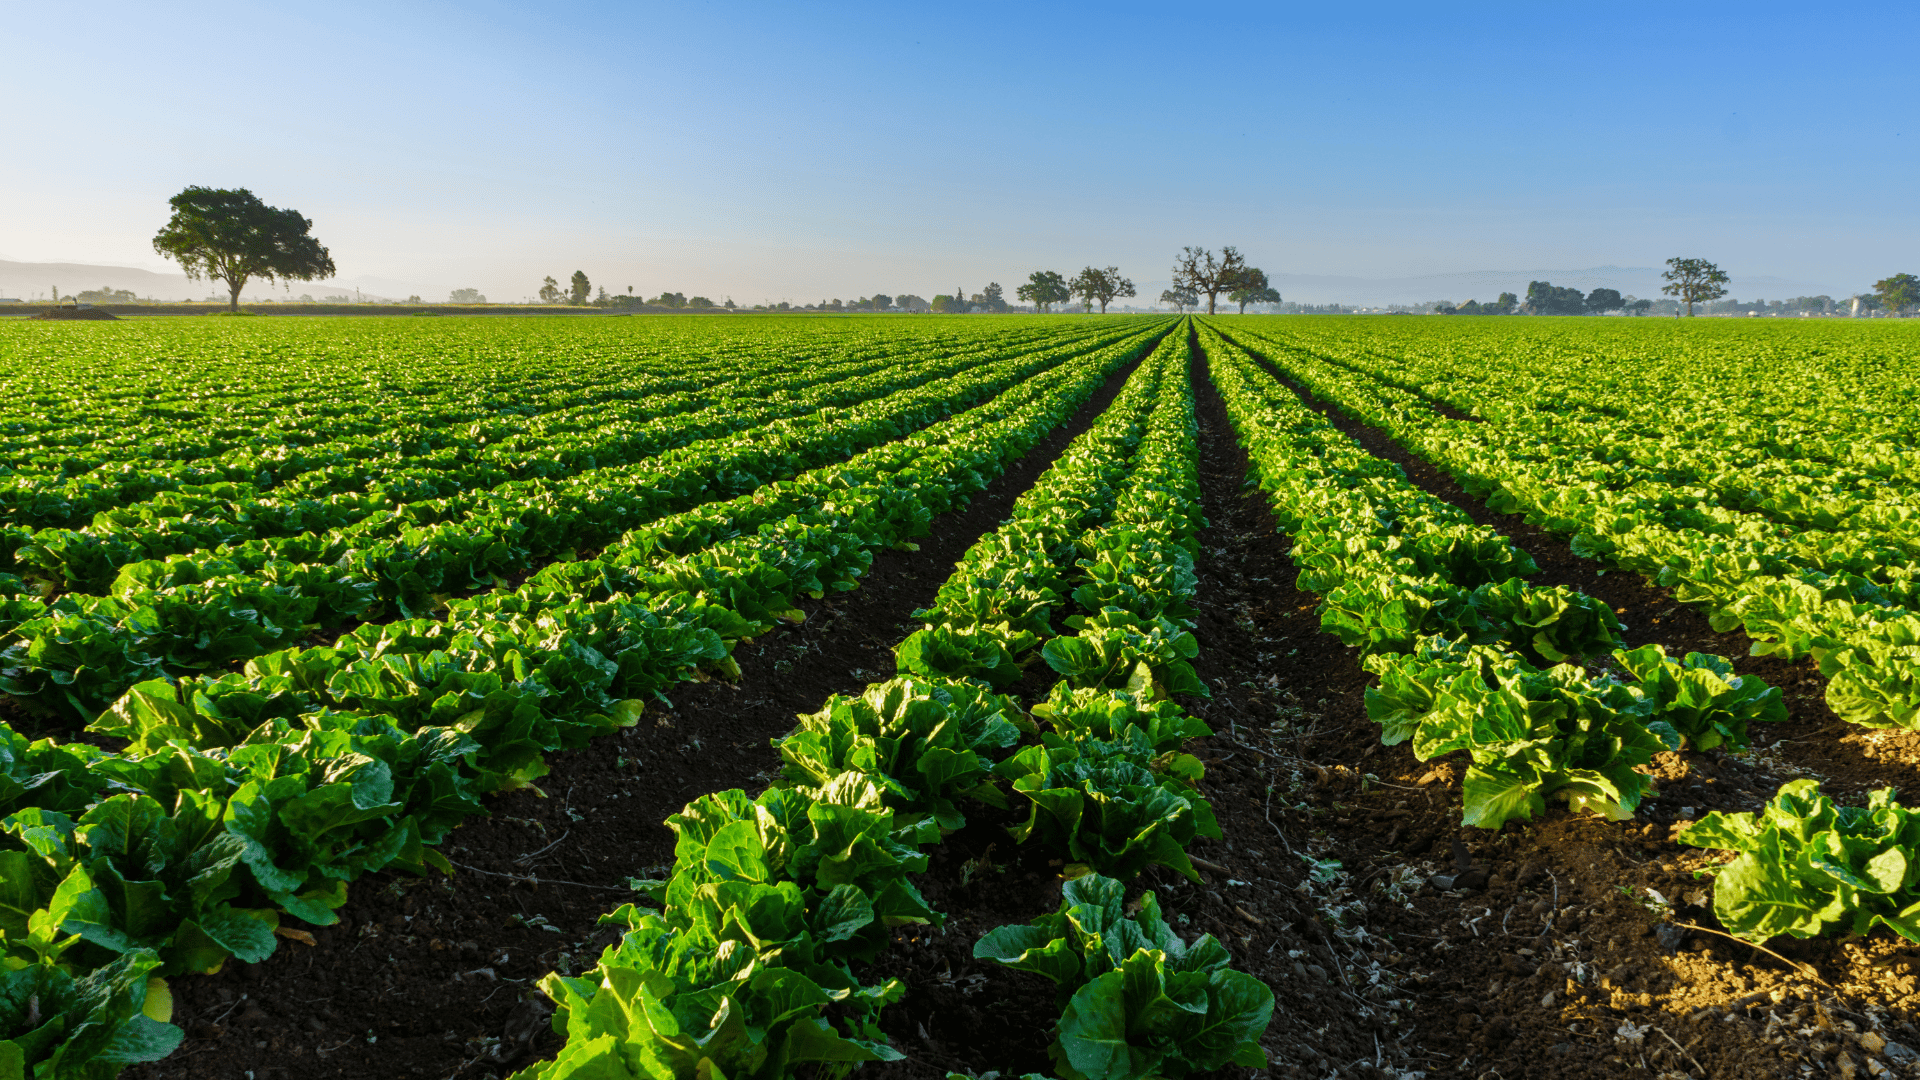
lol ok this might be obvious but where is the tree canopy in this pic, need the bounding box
[1584,287,1624,314]
[1159,287,1198,313]
[1171,246,1248,314]
[1016,270,1070,313]
[1874,273,1918,315]
[1524,280,1588,315]
[1227,268,1279,313]
[1069,266,1136,314]
[1661,258,1730,316]
[538,276,562,303]
[151,186,335,310]
[569,270,591,306]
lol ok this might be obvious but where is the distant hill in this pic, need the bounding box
[1257,266,1847,308]
[0,259,198,302]
[0,259,397,304]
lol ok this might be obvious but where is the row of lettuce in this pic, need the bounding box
[1254,317,1920,543]
[1203,321,1920,952]
[3,322,1090,546]
[0,325,1147,725]
[1200,323,1784,827]
[511,329,1274,1080]
[1222,319,1920,733]
[1,321,1086,527]
[0,326,1173,1077]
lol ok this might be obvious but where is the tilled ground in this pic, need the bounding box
[1201,335,1920,1079]
[856,343,1394,1079]
[117,334,1920,1080]
[125,353,1149,1080]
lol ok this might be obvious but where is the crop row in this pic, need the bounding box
[510,324,1273,1080]
[4,344,947,583]
[1202,321,1920,953]
[1238,320,1920,577]
[1261,317,1920,484]
[1198,324,1787,830]
[1,320,1079,470]
[2,322,1113,562]
[1213,321,1920,732]
[0,326,1170,1078]
[0,325,1156,723]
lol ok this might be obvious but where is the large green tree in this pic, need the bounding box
[1524,280,1588,315]
[1171,245,1247,314]
[1661,257,1729,316]
[1016,270,1070,313]
[569,270,591,306]
[1068,266,1135,314]
[1874,273,1918,315]
[1227,267,1279,313]
[151,187,335,311]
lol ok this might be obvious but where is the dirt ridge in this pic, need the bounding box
[1195,326,1920,1079]
[1214,325,1920,805]
[126,349,1152,1080]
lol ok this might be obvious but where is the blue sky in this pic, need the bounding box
[2,0,1913,304]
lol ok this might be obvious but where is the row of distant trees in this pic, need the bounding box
[137,189,1915,319]
[1161,247,1281,314]
[1436,286,1654,316]
[1432,259,1919,317]
[1639,258,1914,317]
[1010,267,1134,313]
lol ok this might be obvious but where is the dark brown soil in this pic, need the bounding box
[27,307,118,320]
[855,336,1398,1080]
[111,327,1920,1080]
[124,351,1151,1080]
[1191,327,1920,1080]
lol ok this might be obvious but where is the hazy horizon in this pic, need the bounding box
[4,1,1914,305]
[0,256,1855,310]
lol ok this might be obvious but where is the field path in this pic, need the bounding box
[124,353,1148,1080]
[1193,331,1920,1079]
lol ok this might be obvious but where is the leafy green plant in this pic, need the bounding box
[1678,779,1920,943]
[0,950,181,1079]
[1612,643,1787,750]
[1364,636,1678,828]
[776,676,1022,831]
[994,732,1219,881]
[973,875,1271,1080]
[893,624,1029,688]
[1041,609,1206,700]
[513,894,904,1080]
[1029,683,1210,755]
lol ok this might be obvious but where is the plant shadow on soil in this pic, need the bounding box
[1190,325,1920,1080]
[126,348,1159,1080]
[122,330,1920,1080]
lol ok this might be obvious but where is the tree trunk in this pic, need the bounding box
[227,275,248,312]
[1206,292,1217,314]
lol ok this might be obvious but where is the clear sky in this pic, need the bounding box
[2,0,1913,304]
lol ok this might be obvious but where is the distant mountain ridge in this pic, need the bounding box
[1258,265,1845,307]
[1,257,1847,310]
[0,259,396,303]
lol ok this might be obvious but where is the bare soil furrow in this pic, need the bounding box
[1221,331,1920,807]
[125,354,1149,1080]
[856,331,1404,1079]
[1187,331,1920,1079]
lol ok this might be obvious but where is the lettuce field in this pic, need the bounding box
[3,312,1919,1080]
